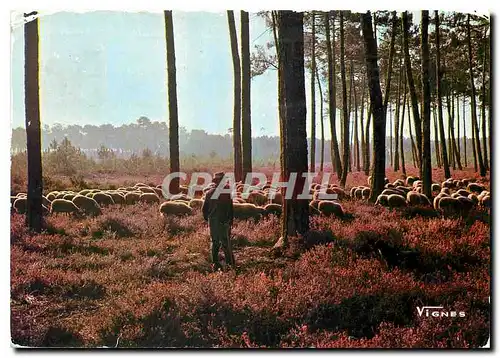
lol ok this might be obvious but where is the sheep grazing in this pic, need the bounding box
[350,187,357,198]
[233,203,265,220]
[381,188,405,197]
[395,186,411,195]
[137,186,156,194]
[264,203,282,217]
[387,194,407,208]
[406,191,422,206]
[481,195,491,208]
[456,196,475,212]
[159,201,193,217]
[139,192,160,204]
[468,193,479,205]
[63,193,76,201]
[437,197,463,215]
[106,191,126,205]
[455,189,470,197]
[153,187,164,198]
[246,191,268,206]
[393,179,405,187]
[431,183,441,192]
[405,176,418,187]
[385,183,395,189]
[55,192,67,199]
[92,192,115,206]
[440,187,451,195]
[375,194,389,207]
[78,189,92,196]
[362,187,371,200]
[46,191,58,201]
[169,193,191,202]
[189,199,204,210]
[123,192,139,205]
[317,200,344,217]
[13,197,27,214]
[72,195,101,216]
[50,199,80,215]
[354,188,364,200]
[467,182,485,194]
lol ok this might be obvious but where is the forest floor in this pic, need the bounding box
[10,167,490,348]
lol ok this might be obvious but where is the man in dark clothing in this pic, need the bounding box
[202,172,235,269]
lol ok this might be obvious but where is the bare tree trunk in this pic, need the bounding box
[348,60,354,173]
[463,94,467,167]
[315,67,325,172]
[354,70,360,172]
[165,11,180,195]
[433,102,441,168]
[434,10,450,178]
[467,14,486,176]
[481,27,489,170]
[241,11,252,177]
[325,12,342,178]
[420,10,432,198]
[361,11,385,201]
[227,11,242,182]
[408,95,418,169]
[340,12,349,187]
[456,93,460,161]
[402,11,422,172]
[360,75,366,173]
[272,11,285,176]
[400,75,407,176]
[446,90,462,170]
[310,11,316,173]
[364,102,372,175]
[384,11,397,170]
[24,11,43,232]
[394,60,402,172]
[389,102,393,167]
[275,11,309,250]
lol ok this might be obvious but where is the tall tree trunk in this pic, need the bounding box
[456,93,460,161]
[309,11,316,172]
[389,103,393,167]
[467,14,486,176]
[488,20,492,169]
[348,60,354,173]
[272,11,286,177]
[360,75,366,174]
[325,12,342,177]
[394,61,402,172]
[446,90,462,170]
[275,11,309,249]
[364,102,372,175]
[481,28,488,170]
[384,12,397,170]
[433,102,441,168]
[408,95,418,169]
[434,10,450,178]
[463,94,467,167]
[400,75,407,176]
[241,11,252,177]
[315,67,325,172]
[402,11,422,172]
[24,11,43,232]
[227,11,242,182]
[420,10,432,198]
[354,71,360,172]
[361,12,385,202]
[339,12,349,187]
[165,11,180,195]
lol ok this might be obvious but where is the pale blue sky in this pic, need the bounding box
[11,11,282,136]
[11,11,480,139]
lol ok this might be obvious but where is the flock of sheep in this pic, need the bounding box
[11,175,490,222]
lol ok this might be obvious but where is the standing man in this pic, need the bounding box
[202,172,235,270]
